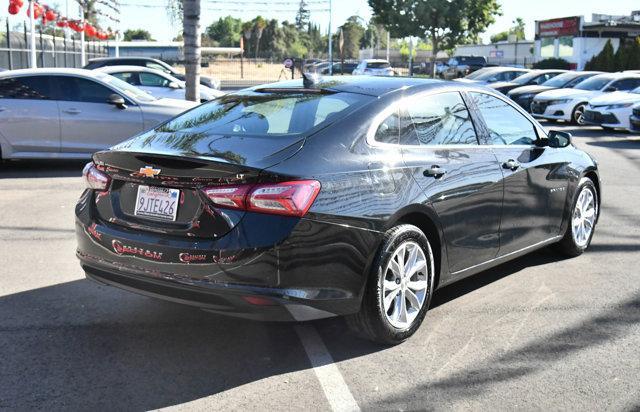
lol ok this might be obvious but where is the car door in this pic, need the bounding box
[0,75,60,157]
[469,92,569,255]
[398,91,504,274]
[53,75,144,154]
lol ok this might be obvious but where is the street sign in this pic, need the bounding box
[283,58,294,69]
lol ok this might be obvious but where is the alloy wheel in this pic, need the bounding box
[572,187,597,247]
[382,241,429,329]
[574,105,585,125]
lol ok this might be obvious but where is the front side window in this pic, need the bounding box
[53,76,114,103]
[139,73,171,87]
[401,92,477,146]
[470,92,538,146]
[611,78,640,91]
[0,76,52,100]
[112,72,140,86]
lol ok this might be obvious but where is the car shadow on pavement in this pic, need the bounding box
[0,248,602,410]
[0,160,86,179]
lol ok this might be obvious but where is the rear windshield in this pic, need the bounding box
[156,91,372,136]
[541,72,581,87]
[368,62,390,69]
[574,75,614,91]
[512,72,544,85]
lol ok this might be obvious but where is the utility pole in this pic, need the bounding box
[328,0,332,75]
[386,31,390,62]
[29,0,36,68]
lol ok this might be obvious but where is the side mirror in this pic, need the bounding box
[168,82,181,89]
[603,86,617,92]
[547,130,572,148]
[107,94,126,109]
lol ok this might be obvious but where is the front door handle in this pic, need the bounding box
[502,159,521,171]
[63,108,81,115]
[423,165,447,178]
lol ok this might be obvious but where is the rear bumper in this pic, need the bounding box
[75,192,381,320]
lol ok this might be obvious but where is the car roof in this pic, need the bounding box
[0,67,103,79]
[252,75,478,97]
[363,59,390,63]
[96,65,173,76]
[88,56,163,63]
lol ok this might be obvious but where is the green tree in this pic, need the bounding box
[123,29,154,41]
[490,17,525,43]
[585,39,615,72]
[206,16,242,47]
[295,0,310,31]
[370,0,501,77]
[253,16,267,58]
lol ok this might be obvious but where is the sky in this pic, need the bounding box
[3,0,640,44]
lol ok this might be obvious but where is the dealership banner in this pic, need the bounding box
[536,16,581,38]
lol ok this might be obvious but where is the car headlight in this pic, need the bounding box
[606,103,633,110]
[547,99,570,106]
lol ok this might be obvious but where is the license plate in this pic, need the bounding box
[134,185,179,222]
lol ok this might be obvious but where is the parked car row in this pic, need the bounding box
[458,67,640,133]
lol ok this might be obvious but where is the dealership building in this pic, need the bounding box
[534,11,640,69]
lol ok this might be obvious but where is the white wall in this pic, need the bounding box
[534,37,621,70]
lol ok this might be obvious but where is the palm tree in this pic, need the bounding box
[182,0,201,102]
[253,16,266,60]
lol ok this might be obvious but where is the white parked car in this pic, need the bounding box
[0,68,197,160]
[583,86,640,131]
[96,66,224,102]
[531,73,640,125]
[352,59,394,76]
[630,102,640,132]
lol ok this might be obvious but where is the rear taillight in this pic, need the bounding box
[203,180,321,217]
[82,162,111,191]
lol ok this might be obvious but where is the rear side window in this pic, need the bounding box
[470,92,538,146]
[401,92,478,146]
[374,111,400,144]
[0,76,52,100]
[157,91,372,136]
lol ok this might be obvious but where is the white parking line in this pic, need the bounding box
[294,324,360,412]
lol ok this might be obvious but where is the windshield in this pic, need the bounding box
[574,75,615,91]
[512,72,544,85]
[96,73,156,102]
[542,72,581,88]
[465,68,498,80]
[368,62,390,69]
[156,91,372,136]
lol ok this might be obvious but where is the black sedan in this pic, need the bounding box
[75,76,601,344]
[507,71,602,112]
[489,69,567,95]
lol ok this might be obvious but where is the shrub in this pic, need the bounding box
[533,58,571,70]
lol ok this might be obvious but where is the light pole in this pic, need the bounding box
[328,0,332,75]
[79,2,85,66]
[28,0,36,68]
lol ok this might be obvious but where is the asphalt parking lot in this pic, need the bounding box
[1,122,639,411]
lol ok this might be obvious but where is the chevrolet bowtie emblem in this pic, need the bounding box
[139,166,161,177]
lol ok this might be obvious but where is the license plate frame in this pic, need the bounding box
[134,185,180,222]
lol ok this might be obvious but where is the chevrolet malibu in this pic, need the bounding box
[76,76,601,344]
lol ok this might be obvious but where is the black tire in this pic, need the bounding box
[571,103,587,126]
[554,178,599,257]
[346,224,435,345]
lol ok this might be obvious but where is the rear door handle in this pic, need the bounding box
[63,108,81,115]
[502,159,521,171]
[423,165,447,178]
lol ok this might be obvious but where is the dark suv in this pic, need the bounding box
[442,56,488,79]
[84,57,220,90]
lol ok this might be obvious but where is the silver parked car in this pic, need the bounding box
[95,66,224,102]
[0,68,198,160]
